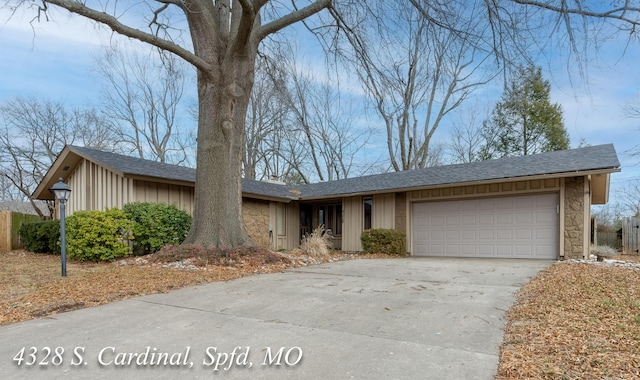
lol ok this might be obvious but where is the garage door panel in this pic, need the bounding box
[515,212,533,224]
[497,230,512,239]
[461,245,477,255]
[536,211,555,223]
[445,231,459,240]
[461,230,476,240]
[497,245,513,256]
[479,230,494,240]
[515,245,533,256]
[496,214,513,225]
[478,245,494,255]
[478,215,494,225]
[462,215,476,225]
[536,227,555,238]
[413,194,558,259]
[515,229,532,240]
[430,216,445,226]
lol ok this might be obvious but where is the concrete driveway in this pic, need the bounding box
[0,258,550,379]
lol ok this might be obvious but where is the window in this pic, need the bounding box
[318,204,342,235]
[277,203,286,236]
[363,198,372,230]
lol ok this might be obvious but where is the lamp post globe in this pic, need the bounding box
[49,178,71,276]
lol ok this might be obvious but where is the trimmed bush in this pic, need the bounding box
[361,229,406,255]
[18,220,61,254]
[66,209,134,262]
[123,202,191,255]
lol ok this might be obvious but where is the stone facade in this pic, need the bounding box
[564,177,586,259]
[242,198,271,247]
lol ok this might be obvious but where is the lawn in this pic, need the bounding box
[1,250,639,378]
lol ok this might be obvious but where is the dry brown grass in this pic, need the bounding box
[299,225,333,256]
[497,261,640,379]
[0,248,368,326]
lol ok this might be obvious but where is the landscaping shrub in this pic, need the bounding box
[18,220,60,254]
[361,229,406,255]
[123,202,191,255]
[299,225,332,256]
[66,209,134,262]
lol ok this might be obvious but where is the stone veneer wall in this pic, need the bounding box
[564,177,586,259]
[242,198,270,247]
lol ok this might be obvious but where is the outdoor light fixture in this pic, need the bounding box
[50,178,71,277]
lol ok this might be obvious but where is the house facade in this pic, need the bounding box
[33,144,620,260]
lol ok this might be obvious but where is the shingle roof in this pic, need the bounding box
[295,144,620,198]
[66,144,619,201]
[67,146,298,200]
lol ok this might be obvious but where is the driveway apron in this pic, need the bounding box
[0,258,550,379]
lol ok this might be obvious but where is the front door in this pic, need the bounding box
[318,203,342,250]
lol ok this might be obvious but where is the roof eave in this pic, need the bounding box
[298,168,621,200]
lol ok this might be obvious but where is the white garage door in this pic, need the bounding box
[412,194,558,259]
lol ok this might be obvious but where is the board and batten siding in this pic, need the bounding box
[66,159,134,215]
[132,180,194,213]
[64,159,194,215]
[342,197,363,252]
[342,194,396,252]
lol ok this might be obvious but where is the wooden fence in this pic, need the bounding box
[0,210,42,252]
[622,217,640,255]
[596,231,622,250]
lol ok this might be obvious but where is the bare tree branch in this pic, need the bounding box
[41,0,212,72]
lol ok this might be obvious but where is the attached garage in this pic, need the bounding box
[412,193,559,259]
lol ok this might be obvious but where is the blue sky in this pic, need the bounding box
[1,6,639,212]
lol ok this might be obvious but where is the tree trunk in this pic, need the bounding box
[183,57,254,248]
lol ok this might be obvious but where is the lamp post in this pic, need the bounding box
[50,178,71,277]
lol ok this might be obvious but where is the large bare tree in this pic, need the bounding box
[11,0,330,248]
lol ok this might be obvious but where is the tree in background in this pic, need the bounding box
[621,179,640,217]
[0,96,115,218]
[479,65,569,159]
[96,46,195,166]
[271,44,374,183]
[446,106,486,163]
[243,54,289,180]
[624,95,640,158]
[329,1,494,171]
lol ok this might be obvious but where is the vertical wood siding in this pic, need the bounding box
[342,196,364,252]
[373,193,395,229]
[65,159,192,215]
[66,160,134,215]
